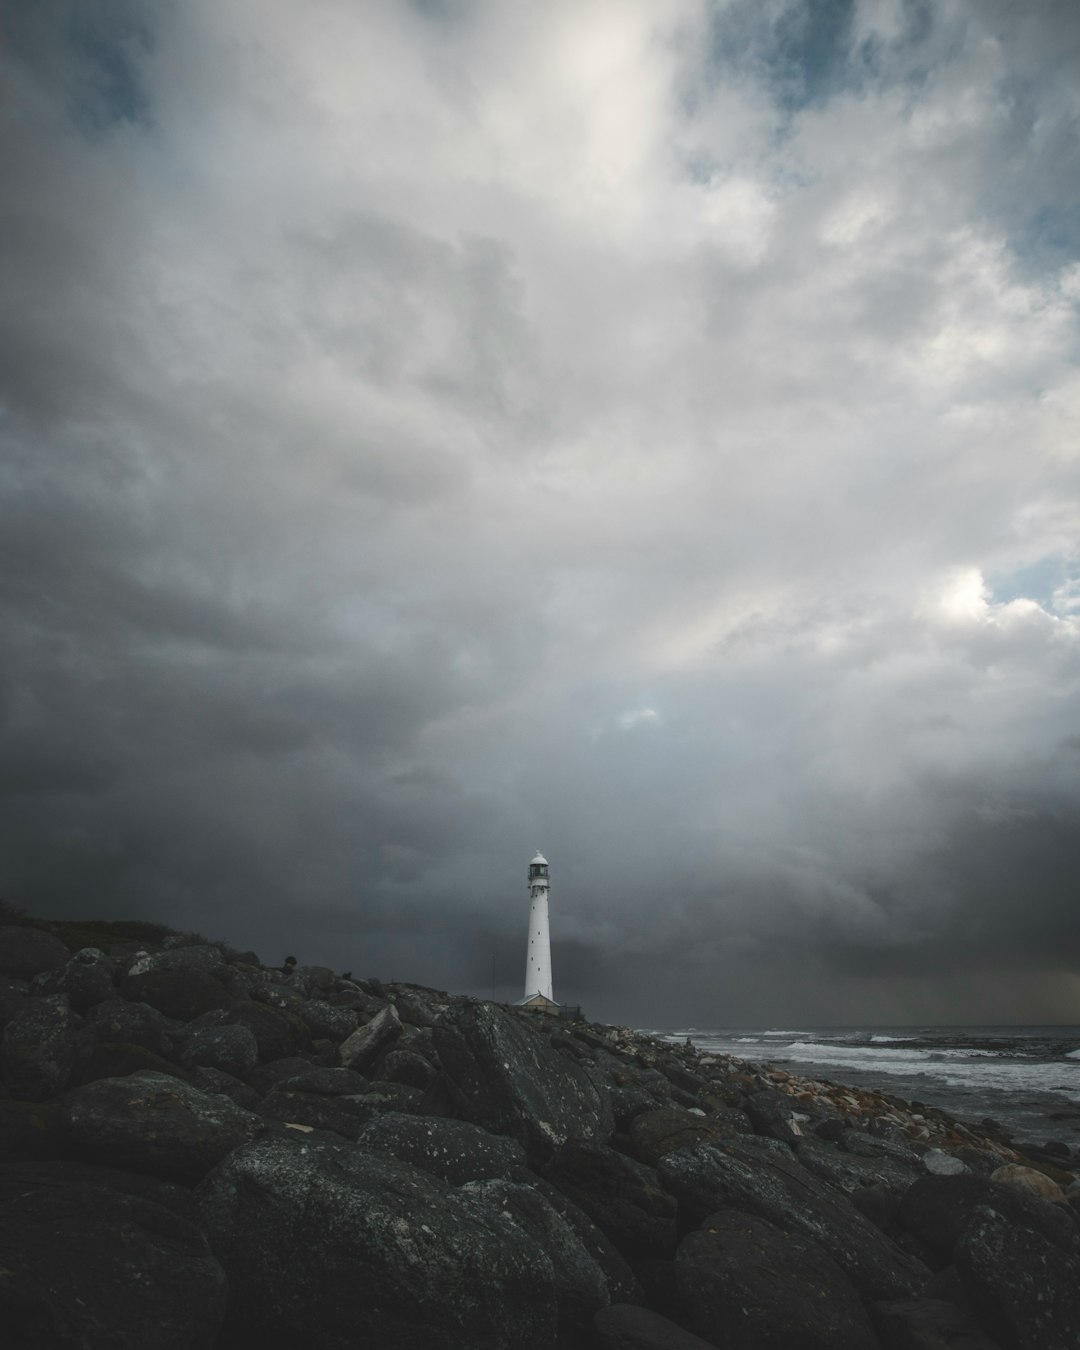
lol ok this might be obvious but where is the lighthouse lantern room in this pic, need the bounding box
[519,850,558,1010]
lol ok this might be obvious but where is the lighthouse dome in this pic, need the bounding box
[531,851,548,865]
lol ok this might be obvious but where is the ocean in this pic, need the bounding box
[646,1026,1080,1148]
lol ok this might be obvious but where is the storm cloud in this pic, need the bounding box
[2,0,1079,1024]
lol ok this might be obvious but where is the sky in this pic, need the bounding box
[2,0,1080,1026]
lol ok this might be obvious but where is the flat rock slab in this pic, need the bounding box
[675,1209,880,1350]
[0,1159,226,1349]
[196,1134,559,1350]
[433,1002,614,1156]
[61,1070,262,1183]
[338,1002,403,1072]
[659,1140,928,1299]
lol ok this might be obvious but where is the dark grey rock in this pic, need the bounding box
[0,975,28,1030]
[391,984,452,1027]
[296,999,358,1042]
[244,1056,317,1094]
[593,1303,722,1350]
[675,1209,881,1350]
[229,999,311,1061]
[375,1046,437,1089]
[277,1065,369,1096]
[86,999,178,1056]
[181,1023,259,1077]
[124,944,227,979]
[872,1296,1003,1349]
[433,1001,614,1157]
[1,995,81,1100]
[797,1133,923,1195]
[956,1204,1080,1350]
[338,1002,404,1072]
[630,1108,746,1164]
[61,1070,262,1183]
[196,1134,558,1349]
[33,948,116,1011]
[188,1065,261,1110]
[659,1140,928,1299]
[545,1137,678,1258]
[120,969,234,1022]
[0,1159,227,1350]
[358,1111,527,1183]
[256,1087,372,1140]
[466,1177,612,1335]
[0,925,70,980]
[897,1173,1078,1261]
[71,1041,190,1087]
[744,1088,804,1144]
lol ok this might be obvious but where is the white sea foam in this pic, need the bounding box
[1067,1048,1080,1060]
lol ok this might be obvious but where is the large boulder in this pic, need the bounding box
[0,1159,227,1349]
[956,1204,1080,1350]
[675,1209,881,1350]
[659,1139,928,1299]
[180,1023,259,1078]
[33,948,116,1011]
[296,999,359,1043]
[124,944,228,979]
[796,1134,924,1196]
[0,925,69,980]
[256,1085,373,1140]
[85,998,178,1056]
[338,1002,404,1073]
[229,999,310,1062]
[61,1071,262,1183]
[465,1177,613,1338]
[120,969,233,1022]
[357,1112,527,1184]
[432,1002,614,1156]
[1,995,81,1100]
[0,974,28,1030]
[545,1138,679,1258]
[897,1173,1077,1262]
[196,1134,559,1349]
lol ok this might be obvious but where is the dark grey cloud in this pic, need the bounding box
[1,0,1079,1024]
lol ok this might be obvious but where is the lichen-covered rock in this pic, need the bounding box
[990,1163,1066,1204]
[71,1041,190,1087]
[196,1134,558,1350]
[296,999,359,1042]
[358,1112,527,1184]
[256,1086,373,1139]
[659,1139,928,1299]
[796,1134,923,1196]
[0,974,28,1030]
[433,1002,614,1157]
[1,995,81,1100]
[188,1065,261,1110]
[0,925,70,980]
[544,1138,678,1259]
[956,1204,1080,1349]
[181,1023,259,1077]
[124,944,227,979]
[338,1002,404,1073]
[675,1209,881,1350]
[61,1071,262,1183]
[465,1177,612,1337]
[0,1159,226,1349]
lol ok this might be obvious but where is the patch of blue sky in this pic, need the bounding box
[987,557,1077,612]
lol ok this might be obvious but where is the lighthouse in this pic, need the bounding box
[520,850,558,1009]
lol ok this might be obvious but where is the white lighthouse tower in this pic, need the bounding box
[520,850,558,1009]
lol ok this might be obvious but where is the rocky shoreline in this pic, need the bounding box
[1,922,1078,1349]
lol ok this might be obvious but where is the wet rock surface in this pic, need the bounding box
[0,920,1076,1349]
